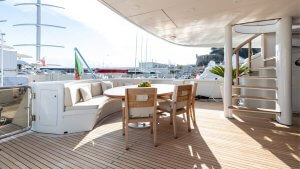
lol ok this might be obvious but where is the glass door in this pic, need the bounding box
[0,86,32,139]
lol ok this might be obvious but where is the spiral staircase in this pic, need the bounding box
[228,19,300,123]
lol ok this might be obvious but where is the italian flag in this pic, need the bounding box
[75,52,83,80]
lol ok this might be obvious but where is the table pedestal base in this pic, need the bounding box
[128,122,150,128]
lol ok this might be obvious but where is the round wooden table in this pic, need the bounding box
[104,84,175,128]
[104,84,175,99]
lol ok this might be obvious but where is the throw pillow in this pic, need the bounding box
[79,86,92,101]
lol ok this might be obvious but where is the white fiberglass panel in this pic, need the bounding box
[39,89,58,126]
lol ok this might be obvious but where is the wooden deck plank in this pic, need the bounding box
[0,144,40,169]
[6,136,73,169]
[17,135,86,169]
[3,141,53,169]
[32,135,122,169]
[0,101,299,169]
[24,135,108,169]
[0,160,10,169]
[0,150,29,169]
[43,131,186,169]
[0,151,20,169]
[40,127,179,169]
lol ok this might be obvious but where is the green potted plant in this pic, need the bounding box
[209,65,248,100]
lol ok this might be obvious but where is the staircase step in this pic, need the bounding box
[232,85,277,91]
[252,66,276,70]
[232,95,278,101]
[263,56,276,62]
[238,76,277,80]
[293,38,300,47]
[229,105,280,115]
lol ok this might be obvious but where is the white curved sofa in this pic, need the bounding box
[31,79,122,134]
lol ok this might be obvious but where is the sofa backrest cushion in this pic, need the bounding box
[64,83,91,107]
[91,82,103,96]
[80,86,92,101]
[101,81,113,91]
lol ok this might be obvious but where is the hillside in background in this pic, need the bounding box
[196,48,261,66]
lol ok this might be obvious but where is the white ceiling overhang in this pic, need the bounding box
[97,0,300,48]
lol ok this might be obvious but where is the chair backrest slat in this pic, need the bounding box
[177,95,190,102]
[127,88,156,95]
[128,101,155,108]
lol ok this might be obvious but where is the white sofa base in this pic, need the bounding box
[31,80,122,134]
[63,111,98,134]
[62,99,122,134]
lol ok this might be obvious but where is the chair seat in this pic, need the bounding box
[158,100,187,112]
[129,107,154,118]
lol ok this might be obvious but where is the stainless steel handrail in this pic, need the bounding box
[0,85,31,90]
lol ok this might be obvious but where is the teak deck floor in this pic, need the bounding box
[0,102,299,169]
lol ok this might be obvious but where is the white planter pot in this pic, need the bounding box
[220,84,224,100]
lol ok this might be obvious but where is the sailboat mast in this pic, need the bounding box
[36,0,41,63]
[14,0,65,68]
[145,37,148,69]
[0,33,4,87]
[134,31,138,77]
[140,34,143,71]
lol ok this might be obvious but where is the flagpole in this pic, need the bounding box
[74,47,96,79]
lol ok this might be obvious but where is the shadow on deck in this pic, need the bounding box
[0,101,299,169]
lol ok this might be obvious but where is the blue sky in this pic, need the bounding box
[0,0,211,67]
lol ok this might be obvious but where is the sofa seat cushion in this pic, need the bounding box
[158,100,187,112]
[65,95,111,111]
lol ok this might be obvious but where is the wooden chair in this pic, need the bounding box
[122,88,158,150]
[158,84,193,138]
[190,82,198,123]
